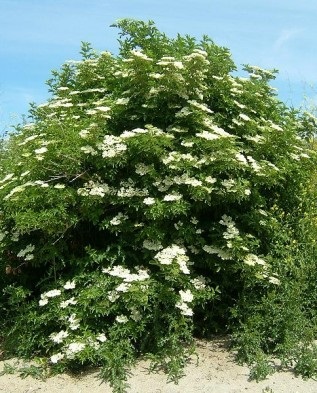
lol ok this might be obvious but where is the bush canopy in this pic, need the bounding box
[1,19,317,392]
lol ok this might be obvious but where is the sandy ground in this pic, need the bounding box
[1,338,317,393]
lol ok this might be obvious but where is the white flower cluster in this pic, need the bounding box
[39,279,76,307]
[34,180,49,188]
[120,127,148,139]
[152,177,173,192]
[154,245,190,274]
[96,333,107,342]
[268,276,281,285]
[34,147,48,155]
[80,145,98,155]
[0,173,15,184]
[110,212,128,226]
[221,179,237,193]
[143,197,156,205]
[175,107,192,118]
[77,180,113,198]
[190,276,206,290]
[130,50,153,61]
[98,135,127,158]
[50,352,64,363]
[183,49,209,63]
[4,181,33,200]
[54,183,66,189]
[173,173,203,188]
[188,100,213,114]
[203,245,232,260]
[245,135,264,144]
[157,56,183,69]
[17,244,35,261]
[244,253,266,266]
[219,215,240,240]
[116,97,130,105]
[102,265,150,284]
[68,313,80,330]
[117,180,148,198]
[176,289,194,316]
[135,163,152,176]
[163,193,182,202]
[116,315,129,323]
[50,330,68,344]
[18,134,41,146]
[196,130,219,141]
[202,118,234,139]
[47,98,74,109]
[65,342,86,358]
[235,153,248,165]
[162,151,199,169]
[50,331,105,363]
[39,289,61,306]
[60,297,77,309]
[246,155,262,173]
[239,113,251,122]
[143,239,163,251]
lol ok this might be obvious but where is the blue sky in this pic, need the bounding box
[1,0,317,133]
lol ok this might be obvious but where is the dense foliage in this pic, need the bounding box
[1,19,317,391]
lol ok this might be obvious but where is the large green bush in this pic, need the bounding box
[1,19,317,391]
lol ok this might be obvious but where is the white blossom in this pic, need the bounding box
[110,212,128,226]
[235,153,248,165]
[79,129,90,138]
[179,289,194,303]
[154,245,190,273]
[239,113,251,121]
[269,276,280,285]
[247,156,262,172]
[65,342,85,357]
[143,240,163,251]
[203,245,232,260]
[176,301,193,316]
[54,183,66,189]
[116,98,130,105]
[68,314,80,330]
[103,266,149,282]
[163,193,182,202]
[17,244,35,258]
[50,352,65,363]
[96,333,107,342]
[135,163,151,175]
[107,291,120,302]
[81,145,98,155]
[34,147,48,155]
[115,282,131,292]
[95,106,111,112]
[143,197,156,205]
[130,309,142,322]
[116,315,128,323]
[64,281,76,290]
[244,253,266,266]
[0,173,15,183]
[60,297,77,308]
[191,276,206,290]
[196,131,219,141]
[50,330,69,344]
[39,298,48,306]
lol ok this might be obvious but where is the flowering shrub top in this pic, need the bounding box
[0,19,316,392]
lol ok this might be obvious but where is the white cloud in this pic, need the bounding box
[273,28,303,52]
